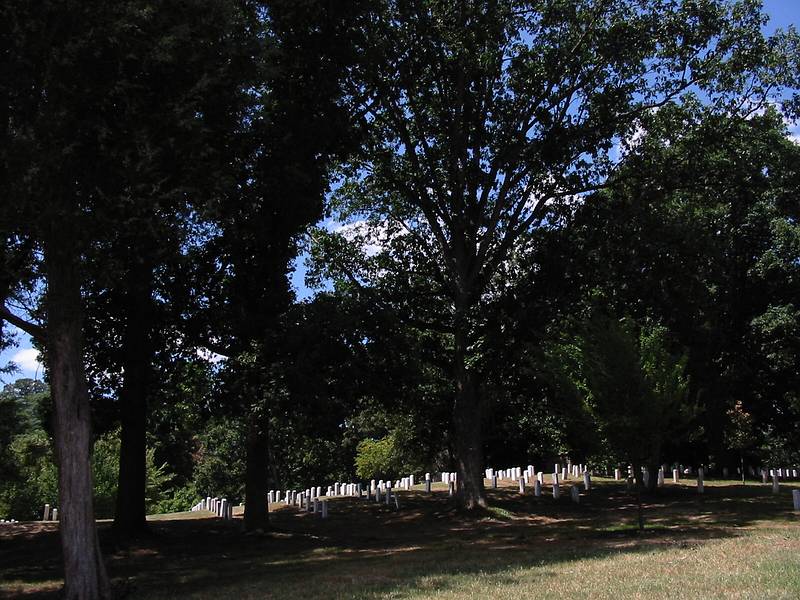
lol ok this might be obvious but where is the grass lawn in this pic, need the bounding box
[2,478,799,599]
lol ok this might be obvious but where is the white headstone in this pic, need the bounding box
[534,479,542,497]
[571,485,579,503]
[673,469,679,483]
[583,472,591,491]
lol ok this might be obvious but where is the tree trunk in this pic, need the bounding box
[632,462,644,531]
[452,316,487,510]
[45,236,111,600]
[114,259,153,540]
[243,405,269,531]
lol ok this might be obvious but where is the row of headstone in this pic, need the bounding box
[41,504,58,521]
[191,496,234,520]
[1,519,20,524]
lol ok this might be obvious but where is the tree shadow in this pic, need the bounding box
[1,480,798,599]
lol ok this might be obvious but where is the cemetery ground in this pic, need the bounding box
[2,479,799,599]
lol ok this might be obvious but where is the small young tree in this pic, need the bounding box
[552,317,693,530]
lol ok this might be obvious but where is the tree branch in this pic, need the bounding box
[0,304,46,342]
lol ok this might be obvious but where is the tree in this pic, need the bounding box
[526,105,800,467]
[2,0,258,595]
[187,0,365,531]
[550,317,693,529]
[323,0,797,508]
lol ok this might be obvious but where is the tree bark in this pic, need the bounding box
[45,235,111,600]
[114,258,153,540]
[452,311,487,510]
[243,405,269,531]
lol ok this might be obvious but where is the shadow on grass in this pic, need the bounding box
[1,481,799,599]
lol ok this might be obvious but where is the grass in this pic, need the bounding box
[1,478,799,599]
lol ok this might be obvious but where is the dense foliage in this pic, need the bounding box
[1,1,799,597]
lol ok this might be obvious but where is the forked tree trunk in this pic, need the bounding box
[243,405,269,531]
[453,318,487,510]
[45,235,111,600]
[114,259,153,540]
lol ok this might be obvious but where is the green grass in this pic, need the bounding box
[2,479,800,599]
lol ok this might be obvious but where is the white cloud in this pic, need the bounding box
[334,219,407,257]
[11,347,43,374]
[196,348,226,364]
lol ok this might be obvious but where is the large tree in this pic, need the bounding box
[187,0,364,531]
[2,0,258,595]
[327,0,797,508]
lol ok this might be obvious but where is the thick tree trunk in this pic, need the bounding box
[243,406,269,531]
[453,318,487,510]
[114,259,153,540]
[45,237,111,600]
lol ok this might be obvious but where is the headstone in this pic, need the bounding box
[42,504,51,521]
[492,475,498,489]
[553,481,560,500]
[571,486,579,504]
[537,472,544,484]
[316,486,322,498]
[534,480,542,497]
[518,478,525,494]
[793,490,800,512]
[583,472,591,491]
[673,469,679,483]
[657,468,665,488]
[448,481,455,497]
[561,468,567,481]
[394,494,400,510]
[321,500,329,519]
[386,483,392,505]
[643,469,650,488]
[376,488,382,502]
[697,468,704,494]
[313,499,320,514]
[425,472,431,482]
[52,508,58,521]
[425,480,431,493]
[762,469,769,484]
[772,473,780,495]
[409,475,415,487]
[614,468,621,481]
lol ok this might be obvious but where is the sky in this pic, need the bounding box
[2,1,799,384]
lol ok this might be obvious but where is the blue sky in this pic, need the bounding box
[2,1,799,384]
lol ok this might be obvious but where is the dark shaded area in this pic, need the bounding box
[2,480,798,599]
